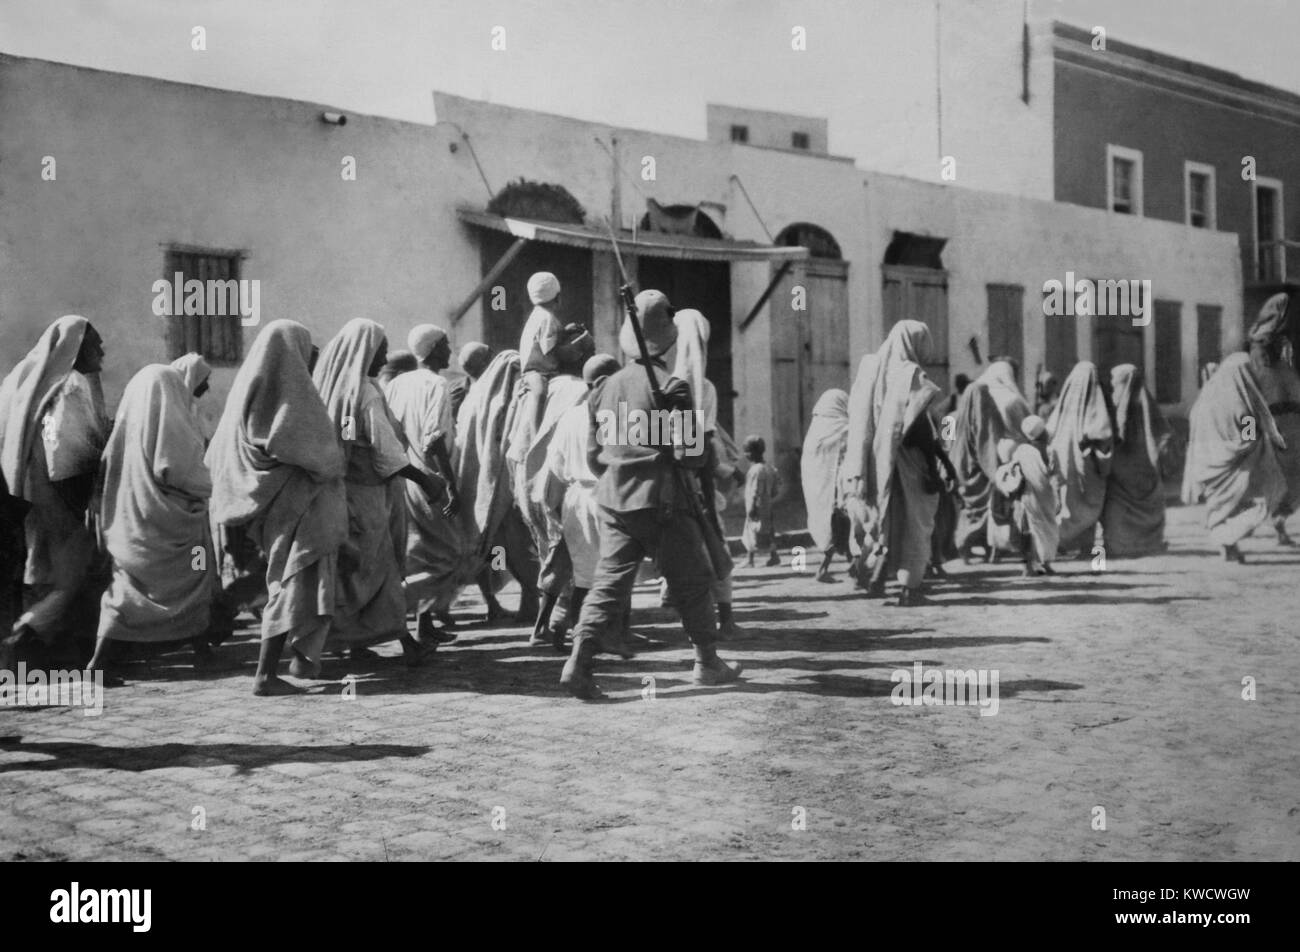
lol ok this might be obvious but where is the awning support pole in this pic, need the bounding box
[739,260,794,331]
[729,174,774,243]
[449,236,529,325]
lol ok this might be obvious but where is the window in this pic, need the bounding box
[1196,304,1221,374]
[1185,161,1216,229]
[1254,177,1284,282]
[163,248,244,363]
[1043,296,1078,383]
[730,124,749,144]
[791,131,810,150]
[987,284,1025,372]
[1107,145,1143,216]
[1153,300,1182,404]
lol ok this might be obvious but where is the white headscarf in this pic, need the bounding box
[802,389,850,549]
[206,320,343,526]
[170,353,212,395]
[100,365,212,564]
[314,318,387,429]
[672,308,716,431]
[844,320,934,496]
[0,315,100,500]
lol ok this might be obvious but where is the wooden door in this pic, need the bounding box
[770,258,850,498]
[805,258,851,405]
[882,264,949,391]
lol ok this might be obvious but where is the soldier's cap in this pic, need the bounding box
[621,289,676,358]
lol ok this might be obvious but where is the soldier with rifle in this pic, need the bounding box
[558,247,744,699]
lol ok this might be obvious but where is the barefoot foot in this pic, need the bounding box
[253,675,305,697]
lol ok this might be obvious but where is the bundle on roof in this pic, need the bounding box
[487,179,586,224]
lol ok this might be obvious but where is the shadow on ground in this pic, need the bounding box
[0,737,430,774]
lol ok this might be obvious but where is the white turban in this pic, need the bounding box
[458,341,490,376]
[527,272,561,305]
[408,323,448,360]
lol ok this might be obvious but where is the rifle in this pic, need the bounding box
[605,221,734,581]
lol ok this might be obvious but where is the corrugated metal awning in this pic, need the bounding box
[457,208,809,263]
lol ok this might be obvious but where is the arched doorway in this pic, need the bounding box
[639,200,724,239]
[881,231,949,392]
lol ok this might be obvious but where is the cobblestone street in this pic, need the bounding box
[2,503,1296,861]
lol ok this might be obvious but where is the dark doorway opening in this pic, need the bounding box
[1091,319,1145,380]
[637,257,734,434]
[478,233,593,356]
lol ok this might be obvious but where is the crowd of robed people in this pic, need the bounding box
[3,285,1296,697]
[799,293,1300,603]
[0,271,762,700]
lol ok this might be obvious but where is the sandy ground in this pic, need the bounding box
[1,501,1296,861]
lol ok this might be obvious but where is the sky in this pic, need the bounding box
[1,0,1296,165]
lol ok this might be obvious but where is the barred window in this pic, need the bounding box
[163,249,244,364]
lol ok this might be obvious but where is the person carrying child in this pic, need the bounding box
[993,415,1061,577]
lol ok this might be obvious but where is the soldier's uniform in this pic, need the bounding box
[560,290,743,699]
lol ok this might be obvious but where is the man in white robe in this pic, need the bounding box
[387,324,465,643]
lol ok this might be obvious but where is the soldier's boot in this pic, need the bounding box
[715,602,746,641]
[692,643,743,686]
[896,587,928,607]
[596,622,638,658]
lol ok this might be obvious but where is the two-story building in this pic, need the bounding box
[1,49,1241,504]
[1052,20,1300,404]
